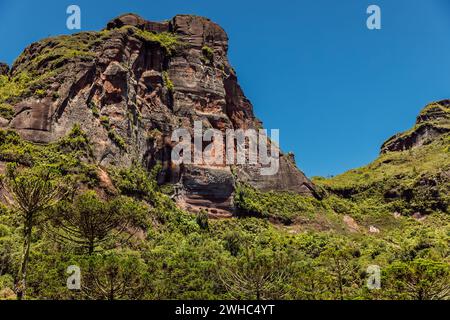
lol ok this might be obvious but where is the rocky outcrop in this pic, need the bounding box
[381,100,450,153]
[2,13,316,213]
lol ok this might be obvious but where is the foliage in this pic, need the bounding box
[218,246,292,300]
[0,102,448,301]
[80,250,148,300]
[201,45,214,64]
[109,164,157,200]
[108,129,126,150]
[57,124,93,158]
[314,133,450,216]
[162,71,174,92]
[234,183,322,224]
[12,33,98,77]
[48,191,147,254]
[100,115,110,129]
[2,32,102,105]
[0,73,32,104]
[0,103,14,120]
[383,258,450,300]
[34,89,46,98]
[0,164,65,299]
[89,101,100,118]
[135,30,181,56]
[196,210,210,231]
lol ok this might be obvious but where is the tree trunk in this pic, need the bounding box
[88,240,94,255]
[16,214,33,300]
[335,257,344,301]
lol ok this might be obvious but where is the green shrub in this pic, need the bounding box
[0,103,14,120]
[57,124,92,156]
[89,101,100,117]
[0,129,21,144]
[109,164,156,199]
[13,33,98,77]
[135,30,181,56]
[234,183,320,224]
[108,129,126,150]
[34,89,46,98]
[162,71,174,92]
[196,210,209,231]
[100,116,110,129]
[201,45,214,63]
[0,73,32,103]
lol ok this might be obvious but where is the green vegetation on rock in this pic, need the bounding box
[234,183,322,224]
[0,73,32,104]
[108,129,126,150]
[201,45,214,64]
[162,71,174,92]
[135,29,181,56]
[0,103,14,120]
[314,133,450,216]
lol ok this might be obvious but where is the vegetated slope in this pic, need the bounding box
[0,15,448,301]
[315,100,450,218]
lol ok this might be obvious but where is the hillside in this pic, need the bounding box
[0,14,448,301]
[315,99,450,217]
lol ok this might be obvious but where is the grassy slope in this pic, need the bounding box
[314,130,449,217]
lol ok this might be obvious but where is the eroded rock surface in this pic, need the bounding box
[4,13,316,213]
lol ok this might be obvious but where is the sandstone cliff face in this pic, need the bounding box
[0,14,316,214]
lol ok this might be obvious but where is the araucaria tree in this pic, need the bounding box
[48,191,145,254]
[80,250,147,300]
[0,164,64,300]
[219,247,291,300]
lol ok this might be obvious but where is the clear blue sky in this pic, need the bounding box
[1,0,450,177]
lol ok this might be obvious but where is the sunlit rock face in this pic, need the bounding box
[1,13,316,214]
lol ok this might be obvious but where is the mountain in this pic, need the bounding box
[0,13,449,301]
[0,14,316,215]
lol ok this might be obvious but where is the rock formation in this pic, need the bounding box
[381,100,450,153]
[0,14,316,214]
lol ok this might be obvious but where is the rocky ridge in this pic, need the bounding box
[381,100,450,153]
[316,100,450,216]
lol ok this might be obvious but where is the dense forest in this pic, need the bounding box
[0,123,448,300]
